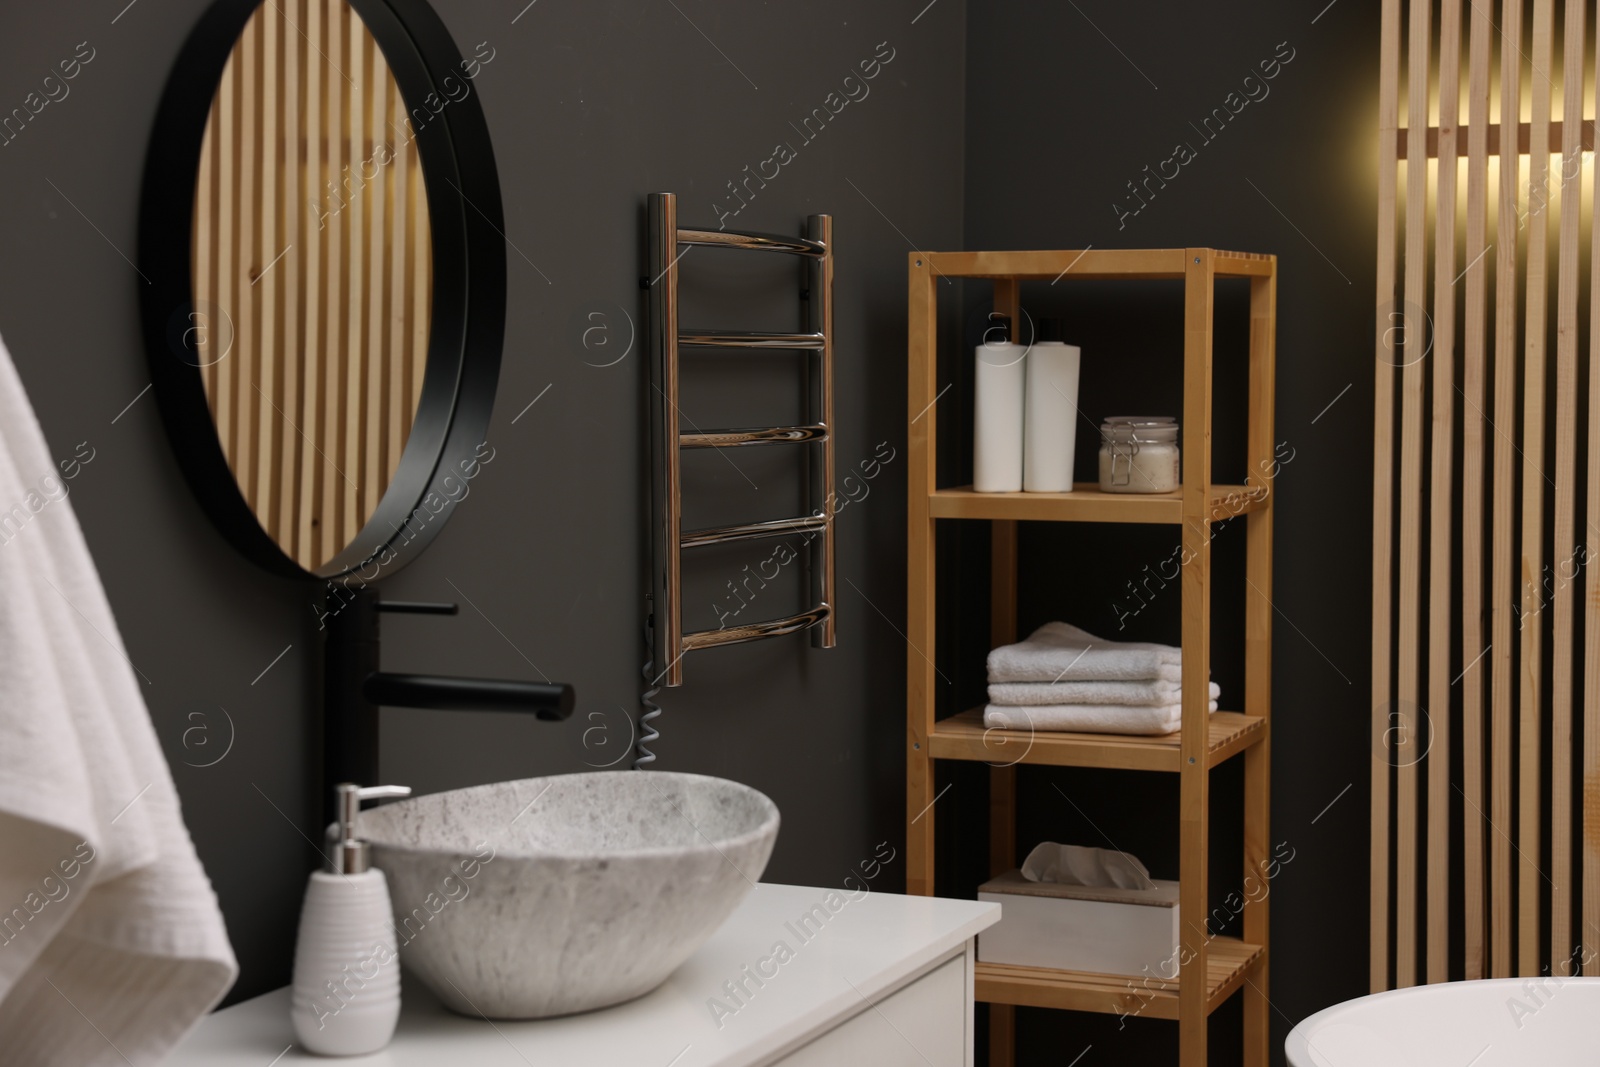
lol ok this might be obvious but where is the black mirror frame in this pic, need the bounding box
[137,0,505,583]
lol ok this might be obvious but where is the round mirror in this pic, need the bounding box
[139,0,505,582]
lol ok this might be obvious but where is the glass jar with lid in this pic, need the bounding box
[1098,417,1180,494]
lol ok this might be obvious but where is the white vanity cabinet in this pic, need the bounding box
[168,883,999,1067]
[772,952,969,1066]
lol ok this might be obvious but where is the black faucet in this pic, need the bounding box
[322,588,574,817]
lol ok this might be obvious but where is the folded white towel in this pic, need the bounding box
[0,336,237,1065]
[983,702,1217,736]
[989,679,1220,707]
[987,622,1183,683]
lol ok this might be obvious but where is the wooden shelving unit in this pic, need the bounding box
[905,248,1276,1066]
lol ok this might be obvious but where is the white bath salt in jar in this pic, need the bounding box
[1098,417,1180,494]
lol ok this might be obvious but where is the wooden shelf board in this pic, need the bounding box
[929,484,1268,524]
[928,709,1266,772]
[974,938,1264,1018]
[919,248,1274,281]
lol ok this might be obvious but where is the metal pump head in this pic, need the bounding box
[329,782,412,874]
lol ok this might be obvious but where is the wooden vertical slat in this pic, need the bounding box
[1459,0,1491,983]
[1394,0,1431,989]
[386,78,406,483]
[1426,0,1461,988]
[1489,0,1523,981]
[322,0,345,560]
[1372,0,1402,994]
[297,0,323,569]
[258,5,281,547]
[279,0,302,564]
[236,14,258,515]
[1519,0,1553,978]
[195,111,216,398]
[411,150,429,413]
[215,43,237,484]
[343,4,365,546]
[1549,0,1584,977]
[364,31,385,522]
[1584,0,1600,978]
[1242,266,1276,1067]
[391,93,410,468]
[404,132,419,415]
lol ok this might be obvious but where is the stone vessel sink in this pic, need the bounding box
[359,771,779,1019]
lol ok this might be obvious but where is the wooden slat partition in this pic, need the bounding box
[192,0,433,574]
[1375,0,1600,990]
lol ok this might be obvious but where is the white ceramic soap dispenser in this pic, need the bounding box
[290,782,411,1056]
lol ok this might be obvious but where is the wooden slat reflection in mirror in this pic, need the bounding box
[192,0,432,574]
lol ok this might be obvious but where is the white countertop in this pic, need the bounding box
[168,883,998,1067]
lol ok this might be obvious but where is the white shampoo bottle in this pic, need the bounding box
[1023,319,1081,492]
[974,318,1026,492]
[290,783,411,1056]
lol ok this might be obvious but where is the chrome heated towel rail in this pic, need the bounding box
[647,191,836,687]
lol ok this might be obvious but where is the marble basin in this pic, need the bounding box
[358,771,779,1019]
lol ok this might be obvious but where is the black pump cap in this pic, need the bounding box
[984,314,1011,344]
[1038,317,1065,343]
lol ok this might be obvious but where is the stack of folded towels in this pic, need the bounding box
[984,622,1218,736]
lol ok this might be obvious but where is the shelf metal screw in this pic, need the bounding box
[913,742,921,750]
[1188,756,1196,764]
[1193,256,1201,264]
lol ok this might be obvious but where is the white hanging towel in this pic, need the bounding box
[0,336,236,1064]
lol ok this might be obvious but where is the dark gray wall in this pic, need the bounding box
[0,0,967,1007]
[962,2,1378,1064]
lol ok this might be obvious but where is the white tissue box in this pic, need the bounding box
[977,869,1180,977]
